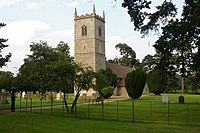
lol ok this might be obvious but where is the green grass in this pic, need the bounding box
[0,112,200,133]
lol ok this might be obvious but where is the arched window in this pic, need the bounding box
[98,26,101,37]
[82,25,87,36]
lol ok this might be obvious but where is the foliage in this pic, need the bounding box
[101,86,114,99]
[17,41,75,93]
[122,0,200,93]
[0,71,14,91]
[122,0,177,36]
[0,23,11,68]
[71,66,95,112]
[141,54,158,73]
[108,43,138,67]
[147,69,166,95]
[95,69,117,98]
[125,69,147,99]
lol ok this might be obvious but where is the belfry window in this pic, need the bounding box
[82,25,87,36]
[98,26,101,37]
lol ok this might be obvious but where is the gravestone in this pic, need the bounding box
[27,91,32,99]
[162,93,168,104]
[36,90,40,97]
[1,89,9,104]
[22,91,26,98]
[56,92,61,101]
[16,92,22,98]
[82,93,87,101]
[179,95,184,104]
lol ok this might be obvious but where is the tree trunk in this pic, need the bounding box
[181,77,185,94]
[63,93,69,113]
[71,91,80,113]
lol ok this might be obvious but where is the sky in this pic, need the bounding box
[0,0,184,74]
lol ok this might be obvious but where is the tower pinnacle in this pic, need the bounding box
[93,4,96,15]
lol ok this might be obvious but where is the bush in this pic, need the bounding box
[125,69,147,99]
[147,69,166,95]
[101,86,114,99]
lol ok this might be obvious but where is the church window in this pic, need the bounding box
[98,26,101,37]
[82,25,87,36]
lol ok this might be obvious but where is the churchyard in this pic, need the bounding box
[1,92,200,130]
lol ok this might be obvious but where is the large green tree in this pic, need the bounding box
[17,41,75,95]
[0,23,11,68]
[108,43,138,67]
[122,0,200,93]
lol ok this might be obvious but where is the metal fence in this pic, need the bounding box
[0,92,200,125]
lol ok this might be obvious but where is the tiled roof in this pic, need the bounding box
[106,62,134,79]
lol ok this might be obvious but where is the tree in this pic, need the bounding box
[123,0,200,93]
[125,69,147,99]
[71,66,95,112]
[95,69,117,98]
[147,69,166,95]
[17,41,75,92]
[122,0,177,36]
[141,54,158,73]
[0,71,14,91]
[0,23,11,68]
[108,43,138,67]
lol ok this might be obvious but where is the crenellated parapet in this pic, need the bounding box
[74,5,105,22]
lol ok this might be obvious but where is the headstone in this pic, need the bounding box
[82,93,87,101]
[92,93,96,100]
[1,89,9,104]
[22,91,26,98]
[27,91,32,99]
[179,95,184,104]
[36,90,40,97]
[162,93,168,104]
[56,92,61,100]
[16,92,21,98]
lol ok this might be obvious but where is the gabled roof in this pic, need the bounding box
[106,62,134,79]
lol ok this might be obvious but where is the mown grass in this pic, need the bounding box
[0,112,200,133]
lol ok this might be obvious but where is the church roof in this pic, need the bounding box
[106,62,134,79]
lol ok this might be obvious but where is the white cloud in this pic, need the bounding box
[0,20,51,73]
[0,0,23,7]
[26,2,44,9]
[0,20,75,74]
[64,1,78,7]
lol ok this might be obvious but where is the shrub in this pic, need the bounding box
[125,69,147,99]
[101,86,114,99]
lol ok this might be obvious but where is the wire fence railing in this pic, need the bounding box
[0,93,200,125]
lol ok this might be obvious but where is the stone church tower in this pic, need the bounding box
[74,5,106,72]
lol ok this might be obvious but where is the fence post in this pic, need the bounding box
[102,99,104,120]
[132,99,135,122]
[187,103,189,125]
[26,97,28,112]
[40,97,42,114]
[88,99,90,119]
[75,104,77,118]
[11,87,16,112]
[150,101,152,122]
[30,98,32,112]
[168,101,170,124]
[117,100,119,121]
[51,97,53,115]
[20,94,22,111]
[62,99,64,115]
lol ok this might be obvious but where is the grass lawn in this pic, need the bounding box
[0,112,200,133]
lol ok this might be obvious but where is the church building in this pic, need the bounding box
[74,5,138,97]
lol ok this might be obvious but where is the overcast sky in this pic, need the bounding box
[0,0,183,74]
